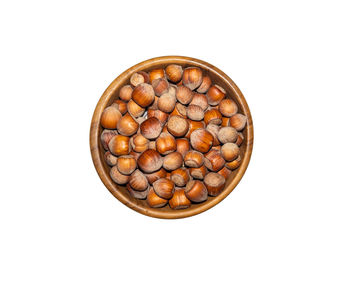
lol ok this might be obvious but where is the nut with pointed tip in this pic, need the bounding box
[221,143,239,162]
[112,99,127,114]
[190,93,208,111]
[129,169,149,191]
[149,69,165,83]
[185,120,205,139]
[145,168,167,184]
[197,75,212,93]
[169,189,191,209]
[176,138,190,158]
[147,187,168,208]
[117,113,139,136]
[219,99,238,117]
[186,104,204,121]
[116,155,136,175]
[204,109,222,125]
[184,151,204,168]
[182,67,203,90]
[127,184,149,199]
[167,115,189,137]
[147,109,168,125]
[108,135,131,156]
[206,124,220,146]
[100,106,122,129]
[131,83,155,108]
[185,180,208,202]
[218,126,238,144]
[204,149,225,172]
[217,167,232,179]
[110,166,130,185]
[140,117,162,140]
[152,77,169,96]
[204,172,225,196]
[190,129,214,153]
[165,64,183,83]
[119,85,133,102]
[137,149,163,173]
[100,129,118,151]
[207,85,226,105]
[189,165,207,180]
[176,85,193,105]
[156,133,177,155]
[225,155,242,170]
[130,134,149,153]
[153,178,175,199]
[170,168,190,187]
[104,151,118,166]
[130,72,146,87]
[127,99,145,118]
[229,113,247,131]
[157,92,176,113]
[163,152,183,171]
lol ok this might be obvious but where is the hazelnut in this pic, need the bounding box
[204,109,222,125]
[206,124,220,146]
[163,152,183,171]
[145,168,167,184]
[229,113,247,131]
[140,117,162,140]
[116,113,138,136]
[189,165,207,180]
[190,129,214,153]
[130,134,149,153]
[147,109,168,125]
[169,189,191,209]
[221,116,230,127]
[127,99,145,118]
[116,155,136,175]
[149,69,165,83]
[190,93,208,111]
[217,167,232,179]
[176,138,190,157]
[100,106,122,129]
[186,104,204,121]
[221,143,239,162]
[176,85,193,105]
[137,149,163,173]
[236,132,244,146]
[110,166,130,185]
[197,75,212,93]
[185,180,208,203]
[170,168,190,187]
[156,133,177,155]
[153,178,175,199]
[152,77,169,96]
[119,85,133,102]
[130,72,146,87]
[104,151,118,167]
[182,67,203,90]
[225,155,241,170]
[185,120,205,139]
[170,103,187,118]
[100,129,118,151]
[219,99,238,117]
[207,85,226,105]
[108,135,131,156]
[131,83,155,107]
[204,149,225,172]
[157,92,176,113]
[165,64,183,83]
[127,184,149,200]
[218,126,238,144]
[147,187,168,208]
[129,169,149,191]
[184,151,204,168]
[129,150,141,160]
[112,99,127,114]
[167,115,189,137]
[204,172,225,196]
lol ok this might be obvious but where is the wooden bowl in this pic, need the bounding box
[90,56,253,219]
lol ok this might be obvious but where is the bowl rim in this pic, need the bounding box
[90,55,254,219]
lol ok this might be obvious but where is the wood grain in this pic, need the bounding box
[90,56,254,219]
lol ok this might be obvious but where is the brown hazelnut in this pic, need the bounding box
[204,109,222,125]
[131,83,155,107]
[112,99,127,114]
[170,103,187,118]
[206,124,220,146]
[186,104,204,121]
[156,133,177,155]
[137,149,163,173]
[190,129,214,153]
[147,187,168,208]
[229,113,247,131]
[130,134,149,153]
[197,75,212,93]
[204,172,225,196]
[116,155,136,175]
[176,85,193,105]
[218,126,238,144]
[129,169,149,191]
[221,116,230,127]
[149,69,165,83]
[176,138,190,157]
[185,120,205,139]
[225,155,242,170]
[189,165,207,180]
[185,180,208,202]
[119,85,133,102]
[110,166,130,185]
[127,99,145,118]
[167,115,189,137]
[165,64,183,83]
[217,167,232,179]
[221,143,239,162]
[184,151,204,168]
[147,109,168,125]
[140,117,162,140]
[182,67,203,90]
[104,151,118,166]
[170,168,190,187]
[190,93,208,111]
[129,150,141,160]
[169,189,191,209]
[100,106,122,129]
[163,152,183,171]
[145,168,167,184]
[204,149,225,172]
[100,129,118,151]
[127,184,149,200]
[152,77,169,96]
[108,135,131,156]
[153,178,175,199]
[157,92,176,113]
[236,132,244,146]
[219,99,238,117]
[117,113,139,136]
[130,72,146,87]
[207,85,226,105]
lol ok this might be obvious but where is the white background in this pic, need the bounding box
[1,1,349,283]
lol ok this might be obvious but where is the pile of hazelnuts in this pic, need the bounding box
[100,65,247,209]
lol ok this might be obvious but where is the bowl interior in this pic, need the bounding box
[90,56,253,219]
